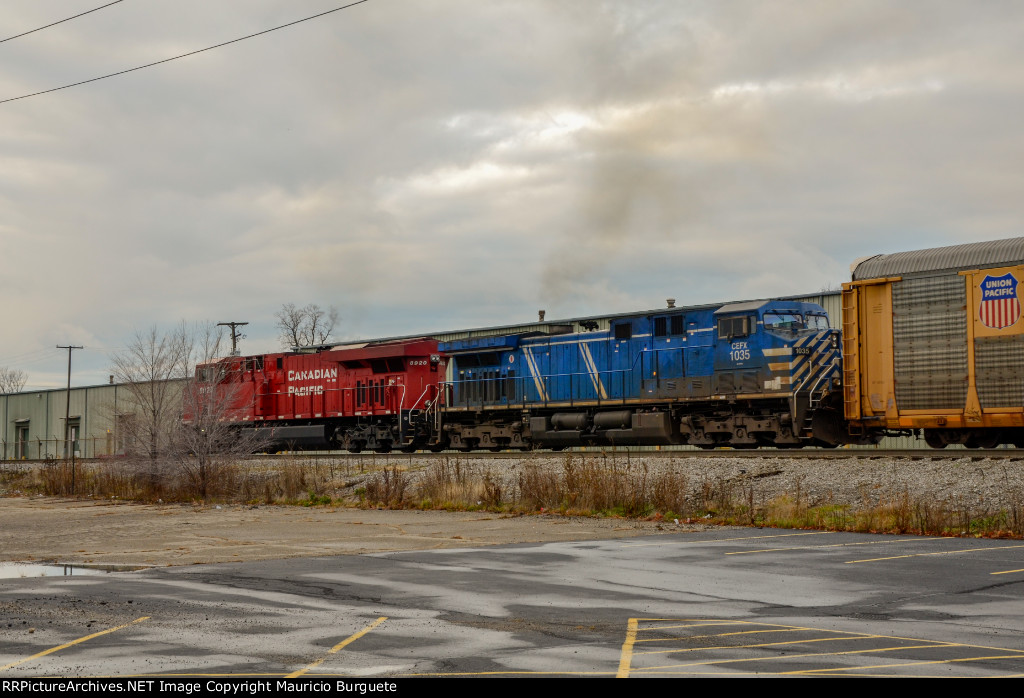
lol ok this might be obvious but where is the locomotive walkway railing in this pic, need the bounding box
[444,348,670,410]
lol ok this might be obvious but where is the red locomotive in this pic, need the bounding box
[186,339,446,452]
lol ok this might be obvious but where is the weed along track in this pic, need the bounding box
[4,451,1024,539]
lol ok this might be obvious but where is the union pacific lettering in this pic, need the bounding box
[983,278,1016,298]
[287,368,338,397]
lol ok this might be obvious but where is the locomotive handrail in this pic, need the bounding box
[807,363,832,403]
[393,382,407,442]
[444,364,650,407]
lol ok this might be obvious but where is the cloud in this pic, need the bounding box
[1,1,1023,386]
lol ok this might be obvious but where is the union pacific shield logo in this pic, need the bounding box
[979,272,1021,329]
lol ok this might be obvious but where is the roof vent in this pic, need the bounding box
[666,298,676,308]
[538,310,546,321]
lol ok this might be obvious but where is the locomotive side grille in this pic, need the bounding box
[975,335,1024,408]
[892,275,968,410]
[740,371,759,393]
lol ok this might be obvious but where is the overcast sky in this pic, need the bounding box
[2,1,1023,388]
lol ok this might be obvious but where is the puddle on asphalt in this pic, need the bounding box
[0,562,149,578]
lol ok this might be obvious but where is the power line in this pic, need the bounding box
[0,347,64,368]
[0,1,126,44]
[0,0,371,106]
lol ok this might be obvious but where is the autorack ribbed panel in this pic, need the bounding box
[975,335,1024,408]
[853,237,1024,280]
[892,275,968,410]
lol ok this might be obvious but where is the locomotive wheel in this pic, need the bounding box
[373,442,393,454]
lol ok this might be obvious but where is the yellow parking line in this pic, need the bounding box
[785,655,1024,675]
[617,618,639,678]
[637,620,758,632]
[0,617,149,673]
[847,543,1024,564]
[636,628,814,642]
[634,634,890,656]
[992,568,1024,575]
[622,531,831,548]
[287,617,387,678]
[403,670,614,676]
[726,537,932,555]
[636,644,957,672]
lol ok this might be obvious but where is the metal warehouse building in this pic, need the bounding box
[0,291,849,460]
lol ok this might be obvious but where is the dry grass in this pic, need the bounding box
[2,453,1022,539]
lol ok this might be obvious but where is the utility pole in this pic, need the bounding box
[216,322,248,356]
[56,345,83,494]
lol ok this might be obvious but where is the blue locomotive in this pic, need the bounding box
[436,298,844,449]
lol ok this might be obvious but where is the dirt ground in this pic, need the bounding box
[0,497,704,567]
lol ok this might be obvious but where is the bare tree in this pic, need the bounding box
[0,367,27,394]
[110,322,269,499]
[109,324,193,478]
[275,303,339,349]
[173,367,269,499]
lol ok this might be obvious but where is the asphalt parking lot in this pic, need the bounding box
[3,529,1024,677]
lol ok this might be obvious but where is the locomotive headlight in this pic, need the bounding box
[830,334,838,348]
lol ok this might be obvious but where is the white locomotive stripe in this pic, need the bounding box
[579,344,600,395]
[523,347,548,402]
[545,337,609,347]
[579,343,608,399]
[578,344,597,395]
[763,348,793,356]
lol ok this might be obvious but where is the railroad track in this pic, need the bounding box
[257,448,1024,460]
[6,447,1021,469]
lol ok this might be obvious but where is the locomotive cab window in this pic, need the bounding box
[763,313,805,332]
[806,314,830,330]
[718,316,751,339]
[197,365,227,383]
[614,323,633,340]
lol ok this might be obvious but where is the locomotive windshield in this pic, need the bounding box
[196,364,227,383]
[806,314,830,330]
[763,313,804,331]
[763,312,830,332]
